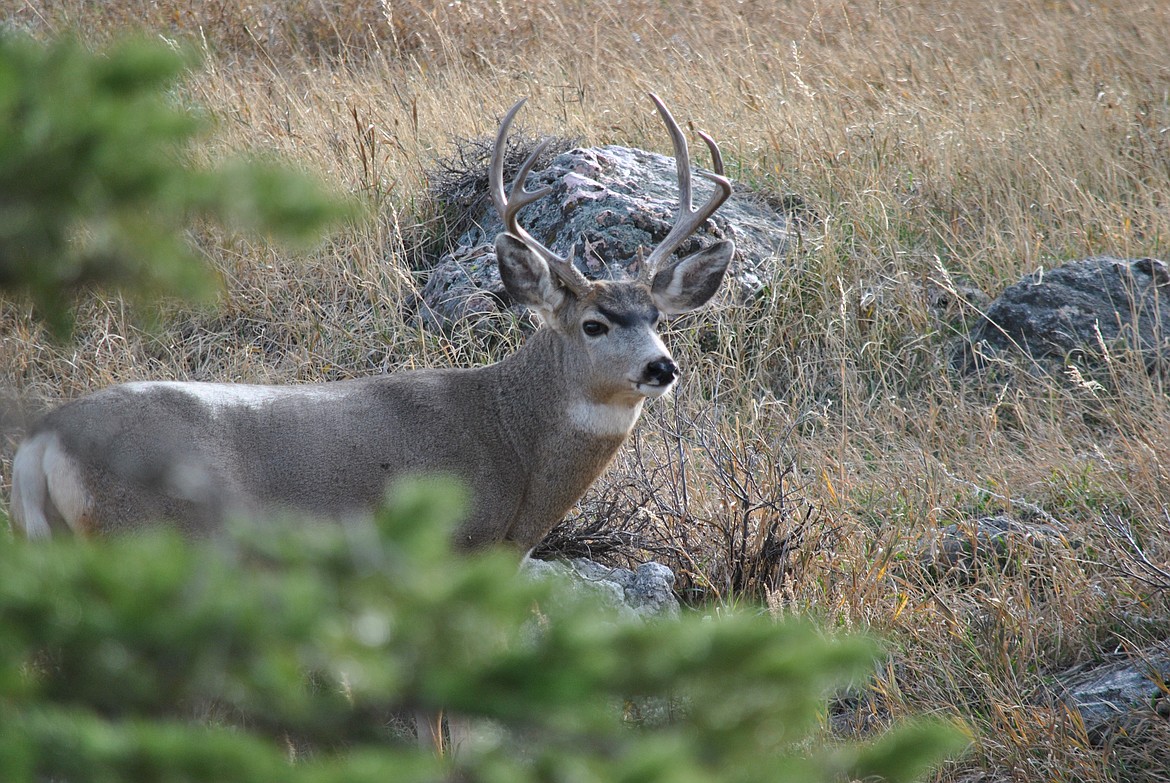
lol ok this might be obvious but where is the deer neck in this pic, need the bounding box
[474,327,640,549]
[488,327,643,445]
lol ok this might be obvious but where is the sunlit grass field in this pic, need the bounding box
[4,1,1170,779]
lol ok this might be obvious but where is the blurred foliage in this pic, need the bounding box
[0,477,965,782]
[0,34,357,337]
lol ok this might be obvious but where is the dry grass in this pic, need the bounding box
[5,0,1170,778]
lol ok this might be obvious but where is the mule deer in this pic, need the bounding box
[10,93,734,549]
[9,94,733,752]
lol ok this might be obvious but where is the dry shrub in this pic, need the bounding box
[539,398,827,605]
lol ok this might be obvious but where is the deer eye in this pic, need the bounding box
[582,320,609,337]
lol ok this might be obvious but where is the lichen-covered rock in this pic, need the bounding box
[956,256,1170,375]
[1057,643,1170,739]
[420,144,790,329]
[522,557,679,622]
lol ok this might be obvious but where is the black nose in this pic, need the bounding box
[645,358,678,386]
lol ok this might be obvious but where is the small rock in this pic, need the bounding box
[521,556,680,622]
[516,557,682,730]
[920,514,1068,582]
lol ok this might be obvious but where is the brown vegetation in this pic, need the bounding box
[4,1,1170,779]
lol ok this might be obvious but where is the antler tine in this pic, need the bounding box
[649,93,694,214]
[490,100,541,233]
[490,98,590,295]
[697,129,725,177]
[642,93,733,277]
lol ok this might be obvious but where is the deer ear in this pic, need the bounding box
[496,233,570,321]
[650,240,735,314]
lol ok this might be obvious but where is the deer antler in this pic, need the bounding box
[640,93,733,278]
[490,99,591,296]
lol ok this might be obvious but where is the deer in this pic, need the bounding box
[8,93,735,753]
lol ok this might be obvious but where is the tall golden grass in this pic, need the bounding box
[5,1,1170,779]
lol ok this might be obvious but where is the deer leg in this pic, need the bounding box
[415,710,444,753]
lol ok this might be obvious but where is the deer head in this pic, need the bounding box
[489,94,735,407]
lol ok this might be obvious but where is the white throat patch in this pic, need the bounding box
[568,399,644,437]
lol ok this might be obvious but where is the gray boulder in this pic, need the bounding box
[419,144,791,329]
[522,557,679,622]
[956,256,1170,376]
[1057,642,1170,739]
[920,514,1070,582]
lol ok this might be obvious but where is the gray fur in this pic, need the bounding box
[10,95,736,560]
[651,240,735,315]
[9,241,732,551]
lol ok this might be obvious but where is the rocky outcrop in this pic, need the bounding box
[956,256,1170,376]
[1057,643,1170,739]
[419,144,791,329]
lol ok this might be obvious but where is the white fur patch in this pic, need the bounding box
[12,432,93,536]
[635,379,675,399]
[125,381,346,414]
[11,434,52,538]
[43,434,93,535]
[568,399,643,437]
[662,272,687,303]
